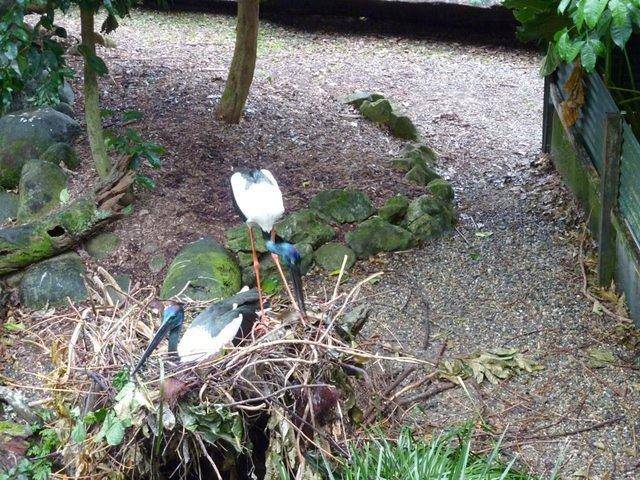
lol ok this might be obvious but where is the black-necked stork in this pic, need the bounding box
[230,169,306,319]
[132,289,261,374]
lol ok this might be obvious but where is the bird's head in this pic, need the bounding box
[163,301,184,328]
[265,240,301,268]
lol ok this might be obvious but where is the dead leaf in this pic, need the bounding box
[587,348,616,368]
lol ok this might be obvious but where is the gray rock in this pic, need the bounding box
[148,253,167,273]
[276,209,335,248]
[296,242,314,275]
[404,195,457,240]
[17,159,68,222]
[360,98,392,123]
[389,112,419,140]
[405,195,446,224]
[389,143,438,174]
[309,189,375,224]
[41,142,80,170]
[378,195,410,224]
[427,178,455,201]
[19,252,87,309]
[105,274,131,306]
[0,190,19,225]
[315,243,356,271]
[0,108,80,188]
[225,224,267,253]
[53,102,75,119]
[59,81,75,106]
[346,217,415,258]
[340,91,385,107]
[84,233,120,258]
[241,254,280,294]
[160,237,241,301]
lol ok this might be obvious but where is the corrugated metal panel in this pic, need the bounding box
[556,64,618,175]
[620,124,640,246]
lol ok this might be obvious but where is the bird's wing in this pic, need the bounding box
[177,311,243,363]
[189,289,259,330]
[230,170,284,232]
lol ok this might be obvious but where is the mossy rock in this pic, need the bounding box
[0,108,80,188]
[389,112,418,140]
[346,217,415,258]
[405,195,446,224]
[406,214,442,240]
[41,142,80,170]
[360,98,392,123]
[53,102,75,118]
[405,164,440,186]
[315,243,356,271]
[276,209,335,248]
[378,195,409,224]
[84,232,120,258]
[427,178,454,201]
[17,159,68,222]
[225,224,267,253]
[389,143,437,174]
[0,190,18,225]
[105,273,131,306]
[19,252,87,309]
[160,237,241,301]
[241,254,280,293]
[309,189,375,224]
[340,91,385,107]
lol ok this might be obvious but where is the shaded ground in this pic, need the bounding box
[4,7,640,479]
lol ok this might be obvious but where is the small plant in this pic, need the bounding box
[326,427,533,480]
[0,421,61,480]
[104,110,165,188]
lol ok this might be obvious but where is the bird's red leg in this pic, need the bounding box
[270,229,304,317]
[248,225,267,321]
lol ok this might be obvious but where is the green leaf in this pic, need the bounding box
[112,366,130,392]
[581,41,597,71]
[610,21,632,47]
[71,420,86,443]
[558,0,572,14]
[77,44,108,76]
[3,322,25,332]
[583,0,609,29]
[97,411,126,446]
[84,408,108,425]
[557,29,584,62]
[540,42,561,76]
[122,110,143,123]
[59,188,70,204]
[135,174,156,189]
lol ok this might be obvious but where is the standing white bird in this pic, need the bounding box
[230,169,306,319]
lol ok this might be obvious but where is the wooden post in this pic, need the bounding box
[542,74,554,153]
[598,112,623,286]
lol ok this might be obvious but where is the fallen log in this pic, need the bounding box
[0,158,134,275]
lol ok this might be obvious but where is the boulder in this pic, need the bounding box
[360,98,392,123]
[276,209,335,248]
[296,243,314,275]
[16,160,68,222]
[53,102,75,119]
[225,224,267,253]
[0,190,19,225]
[148,253,167,273]
[41,142,80,170]
[378,195,409,224]
[309,189,375,224]
[340,91,385,107]
[389,112,418,140]
[0,108,80,188]
[404,195,457,240]
[241,254,279,294]
[105,273,131,306]
[427,178,454,201]
[346,217,415,258]
[84,233,120,258]
[19,252,87,309]
[389,143,438,174]
[160,237,241,301]
[405,164,440,186]
[315,243,356,271]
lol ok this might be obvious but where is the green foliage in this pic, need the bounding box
[0,425,61,480]
[104,110,165,188]
[179,402,245,452]
[504,0,640,74]
[0,1,73,115]
[328,427,534,480]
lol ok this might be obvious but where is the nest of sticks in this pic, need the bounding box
[5,266,458,479]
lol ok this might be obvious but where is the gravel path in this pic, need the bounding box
[45,8,640,478]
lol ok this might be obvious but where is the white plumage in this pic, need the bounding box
[177,313,244,363]
[231,169,285,233]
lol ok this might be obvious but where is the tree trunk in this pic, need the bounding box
[0,158,134,275]
[80,7,112,178]
[217,0,259,123]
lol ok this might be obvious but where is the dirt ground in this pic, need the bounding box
[4,6,640,479]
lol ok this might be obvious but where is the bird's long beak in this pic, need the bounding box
[132,320,174,376]
[290,264,306,319]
